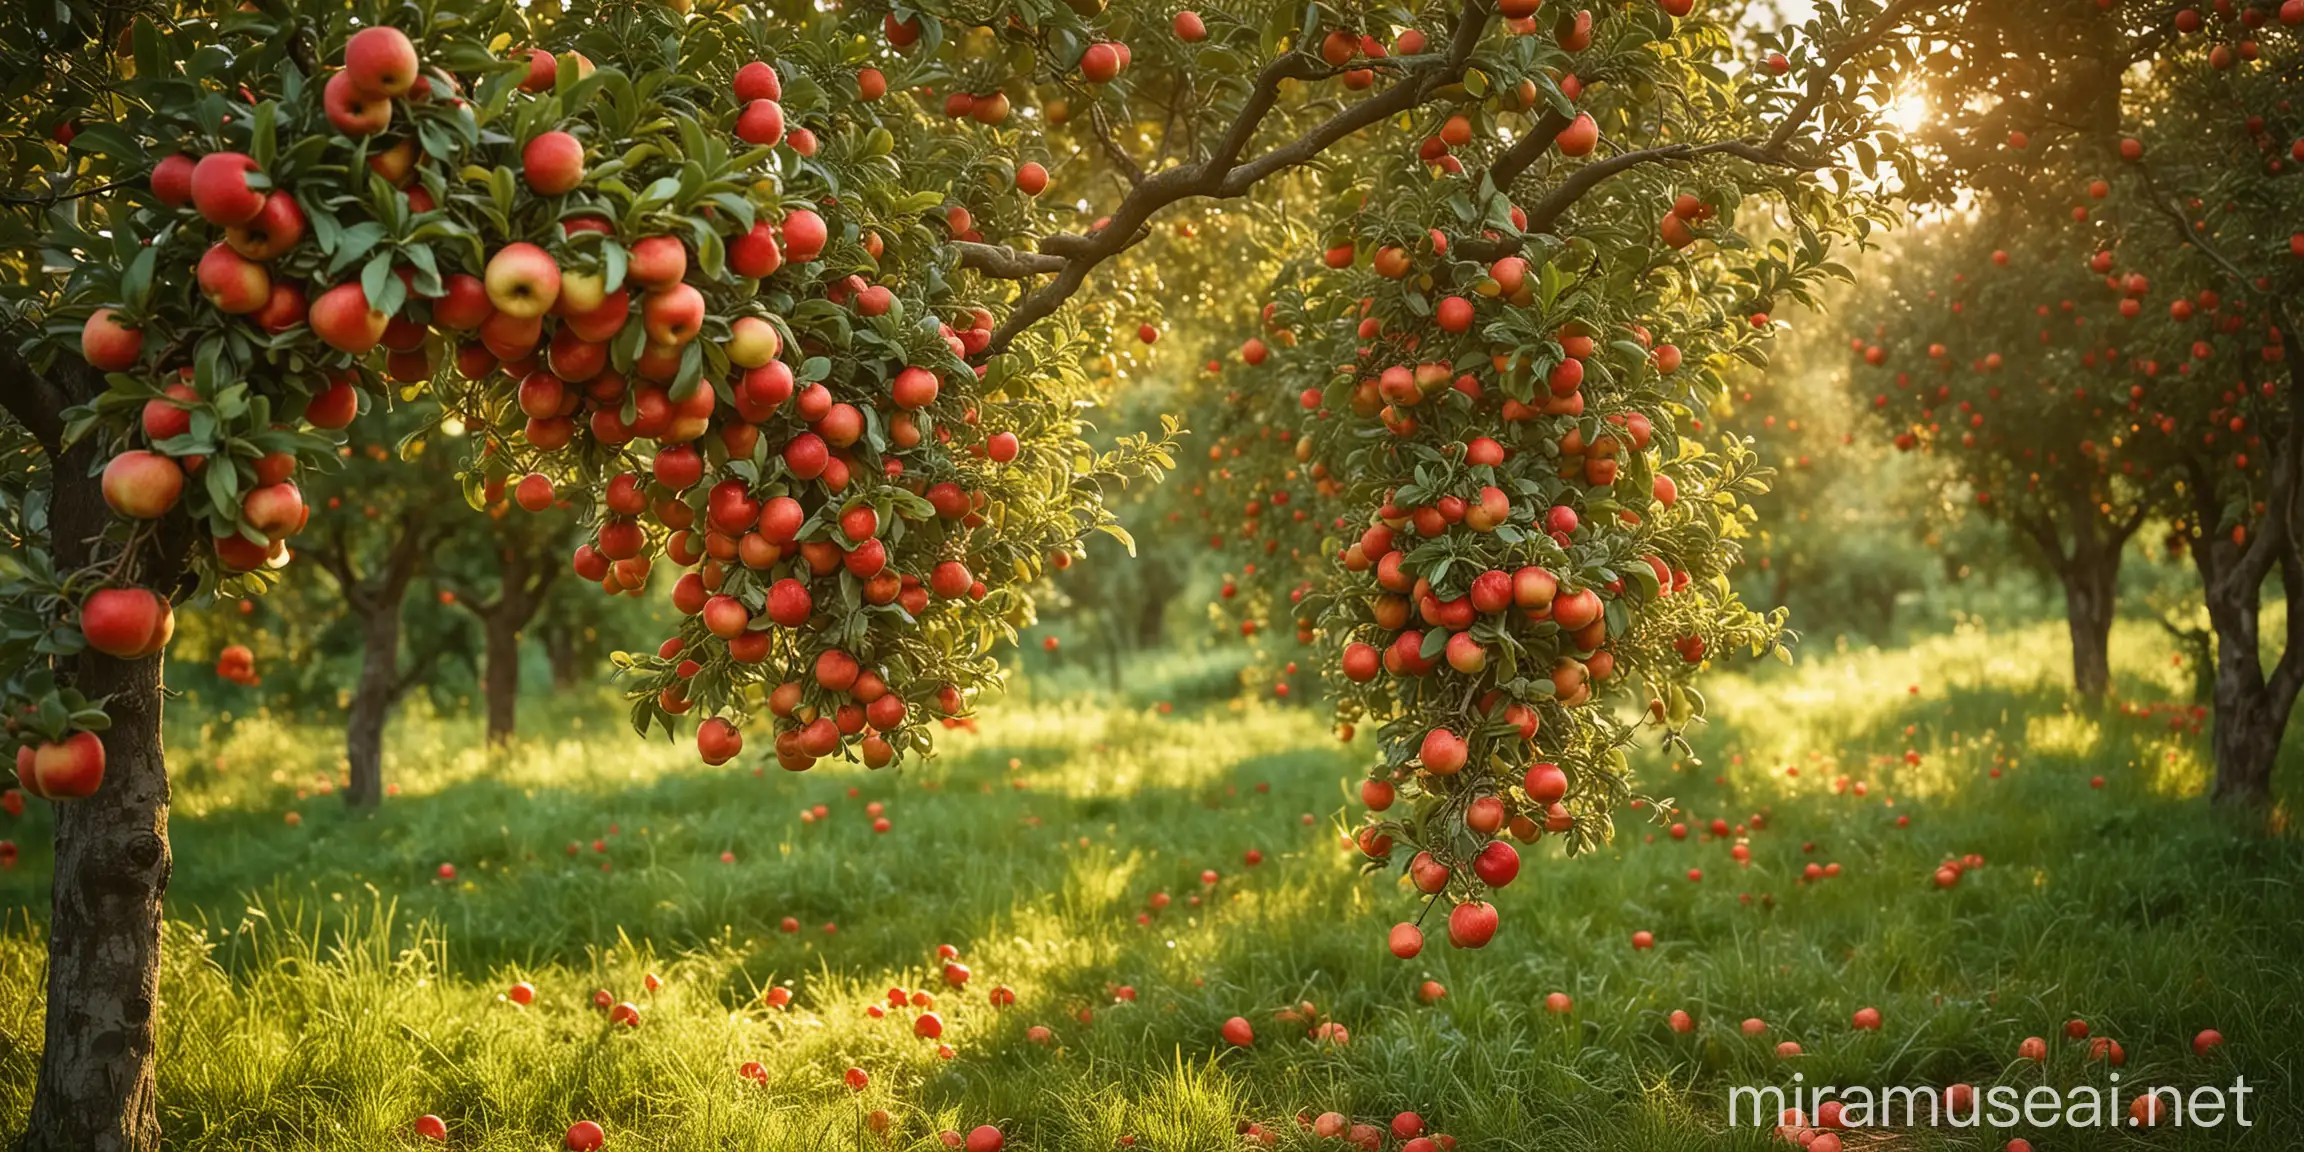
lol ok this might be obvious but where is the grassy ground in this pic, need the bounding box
[2,620,2301,1150]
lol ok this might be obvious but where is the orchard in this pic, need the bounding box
[3,0,2302,1149]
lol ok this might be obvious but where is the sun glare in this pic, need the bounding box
[1888,91,1931,134]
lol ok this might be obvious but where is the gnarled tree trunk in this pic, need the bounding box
[18,362,187,1152]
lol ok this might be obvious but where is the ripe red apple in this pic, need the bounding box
[1015,162,1048,196]
[81,309,144,371]
[627,235,687,288]
[414,1114,447,1141]
[343,26,419,98]
[432,273,493,330]
[309,283,389,353]
[642,285,705,345]
[1446,901,1497,948]
[1220,1016,1254,1046]
[1175,10,1207,40]
[485,243,562,318]
[323,70,393,136]
[1419,727,1466,774]
[101,450,184,519]
[150,153,195,207]
[241,482,305,538]
[736,99,785,146]
[190,152,266,226]
[734,60,781,102]
[730,223,783,278]
[254,282,308,333]
[141,383,198,442]
[1081,42,1121,83]
[32,731,106,799]
[523,130,586,196]
[1472,840,1519,887]
[197,243,272,314]
[80,587,171,657]
[779,209,827,263]
[564,1120,604,1151]
[1557,113,1599,157]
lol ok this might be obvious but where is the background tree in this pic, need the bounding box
[1854,215,2174,696]
[1898,0,2304,806]
[304,401,460,805]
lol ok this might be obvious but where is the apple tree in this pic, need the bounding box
[0,0,1957,1145]
[1853,216,2179,696]
[1890,0,2304,805]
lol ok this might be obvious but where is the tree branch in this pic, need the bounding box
[955,241,1069,279]
[0,345,70,454]
[972,0,1497,359]
[1766,0,1940,155]
[0,178,137,208]
[1085,104,1146,188]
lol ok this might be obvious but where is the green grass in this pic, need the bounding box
[3,618,2302,1149]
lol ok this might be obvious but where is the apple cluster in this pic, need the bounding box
[26,2,1164,793]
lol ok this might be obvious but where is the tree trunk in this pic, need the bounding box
[482,611,519,745]
[23,398,184,1152]
[342,604,403,809]
[2059,551,2119,699]
[2201,580,2283,808]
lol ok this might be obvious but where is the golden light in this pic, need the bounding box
[1889,91,1931,134]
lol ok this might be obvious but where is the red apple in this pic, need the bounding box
[343,26,419,98]
[190,152,265,226]
[323,70,393,136]
[729,223,783,278]
[522,130,585,196]
[81,309,143,371]
[518,48,557,92]
[150,153,195,207]
[101,450,184,519]
[485,243,562,318]
[306,378,360,428]
[734,61,782,102]
[31,731,106,799]
[309,283,389,354]
[642,284,705,345]
[241,482,306,538]
[627,235,687,288]
[79,587,171,657]
[198,244,272,314]
[736,99,785,147]
[254,282,308,333]
[225,192,307,261]
[779,209,826,263]
[433,273,493,329]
